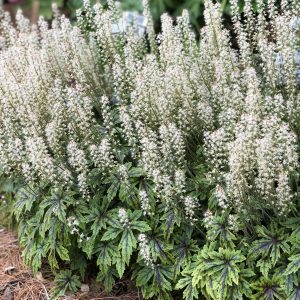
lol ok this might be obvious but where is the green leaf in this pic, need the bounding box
[116,258,126,278]
[0,176,15,193]
[70,251,87,280]
[289,286,300,300]
[31,241,46,273]
[136,266,154,286]
[285,255,300,276]
[128,167,144,178]
[96,242,120,270]
[56,244,70,261]
[154,265,173,291]
[225,267,254,300]
[14,187,37,221]
[119,182,138,204]
[130,210,143,221]
[131,220,151,232]
[119,228,137,265]
[51,270,80,300]
[97,267,118,292]
[251,276,285,300]
[148,231,170,262]
[284,218,300,241]
[192,247,246,299]
[101,227,122,241]
[107,176,120,201]
[285,273,296,296]
[50,287,65,300]
[176,273,199,300]
[82,236,95,259]
[40,192,72,224]
[161,206,181,237]
[85,196,110,237]
[250,224,290,271]
[173,234,199,276]
[205,214,236,247]
[257,258,273,277]
[48,250,59,270]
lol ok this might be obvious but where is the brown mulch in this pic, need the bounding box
[0,229,141,300]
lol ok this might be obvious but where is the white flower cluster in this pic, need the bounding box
[138,233,154,268]
[208,68,299,214]
[227,214,240,233]
[118,208,130,227]
[0,8,116,195]
[0,0,299,218]
[201,1,300,215]
[139,189,152,216]
[183,196,198,223]
[67,216,80,234]
[67,215,91,242]
[203,210,214,229]
[67,140,90,196]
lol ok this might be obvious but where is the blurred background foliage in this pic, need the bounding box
[2,0,238,30]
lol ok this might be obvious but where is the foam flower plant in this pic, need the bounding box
[0,0,300,299]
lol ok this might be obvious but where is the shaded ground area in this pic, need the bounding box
[0,229,141,300]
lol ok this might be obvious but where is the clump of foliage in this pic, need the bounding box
[0,0,300,299]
